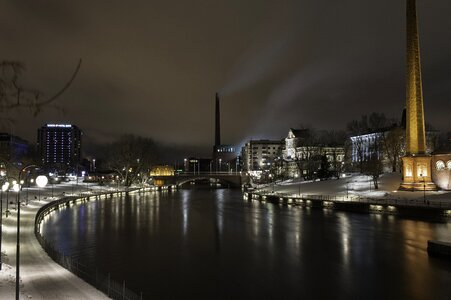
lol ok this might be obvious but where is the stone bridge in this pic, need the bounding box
[152,172,249,188]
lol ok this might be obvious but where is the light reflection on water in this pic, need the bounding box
[41,189,451,300]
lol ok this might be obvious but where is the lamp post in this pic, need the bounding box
[219,158,222,174]
[26,178,34,205]
[5,182,10,218]
[421,174,426,204]
[16,165,46,300]
[346,181,349,199]
[0,182,9,270]
[12,181,19,210]
[295,174,301,197]
[36,175,48,201]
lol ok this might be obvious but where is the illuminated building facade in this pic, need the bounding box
[241,140,284,172]
[150,165,175,176]
[283,128,345,178]
[37,124,82,168]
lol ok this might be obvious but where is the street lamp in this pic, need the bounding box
[0,182,9,271]
[294,174,301,197]
[51,178,54,198]
[420,173,426,204]
[16,165,44,300]
[13,181,20,210]
[26,178,34,205]
[36,175,48,201]
[346,181,349,199]
[4,182,10,218]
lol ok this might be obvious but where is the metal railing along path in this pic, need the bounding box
[34,189,144,300]
[247,191,451,210]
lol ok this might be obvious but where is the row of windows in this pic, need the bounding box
[436,160,451,171]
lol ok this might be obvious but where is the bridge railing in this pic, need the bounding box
[174,171,243,176]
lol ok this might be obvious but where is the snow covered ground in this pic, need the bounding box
[259,173,451,203]
[0,182,110,300]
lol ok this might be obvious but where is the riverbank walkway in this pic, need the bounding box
[254,173,451,208]
[0,182,109,299]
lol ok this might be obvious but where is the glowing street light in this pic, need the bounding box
[12,181,20,210]
[36,175,48,201]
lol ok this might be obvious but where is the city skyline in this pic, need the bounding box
[1,1,451,152]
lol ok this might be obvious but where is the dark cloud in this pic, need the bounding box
[1,0,450,157]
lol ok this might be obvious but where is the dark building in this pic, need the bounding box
[184,157,213,173]
[37,124,82,169]
[0,133,29,162]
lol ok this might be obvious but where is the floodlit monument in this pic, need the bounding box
[400,0,437,191]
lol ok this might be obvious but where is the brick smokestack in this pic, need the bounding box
[215,92,221,146]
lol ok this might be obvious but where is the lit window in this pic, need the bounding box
[447,160,451,170]
[436,160,445,171]
[405,164,413,177]
[417,164,427,177]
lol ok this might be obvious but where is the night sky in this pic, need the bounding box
[2,0,450,155]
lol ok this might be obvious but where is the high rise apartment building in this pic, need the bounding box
[37,124,82,167]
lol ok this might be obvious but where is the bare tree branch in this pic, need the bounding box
[0,59,82,115]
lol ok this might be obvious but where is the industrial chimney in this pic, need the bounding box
[215,92,221,146]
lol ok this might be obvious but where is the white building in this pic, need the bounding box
[283,128,345,179]
[241,140,284,172]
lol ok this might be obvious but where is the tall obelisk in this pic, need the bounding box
[400,0,436,190]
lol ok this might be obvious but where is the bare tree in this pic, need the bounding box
[104,135,158,187]
[363,135,383,189]
[0,60,82,176]
[0,60,81,117]
[381,127,404,172]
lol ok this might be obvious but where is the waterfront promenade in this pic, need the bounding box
[251,173,451,212]
[0,182,109,300]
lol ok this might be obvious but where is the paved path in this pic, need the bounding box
[1,183,109,299]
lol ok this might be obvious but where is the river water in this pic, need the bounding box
[41,189,451,299]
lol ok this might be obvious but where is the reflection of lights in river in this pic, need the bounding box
[339,214,351,267]
[181,191,189,236]
[293,208,302,256]
[266,204,274,244]
[216,190,224,234]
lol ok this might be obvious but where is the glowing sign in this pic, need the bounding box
[46,124,72,128]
